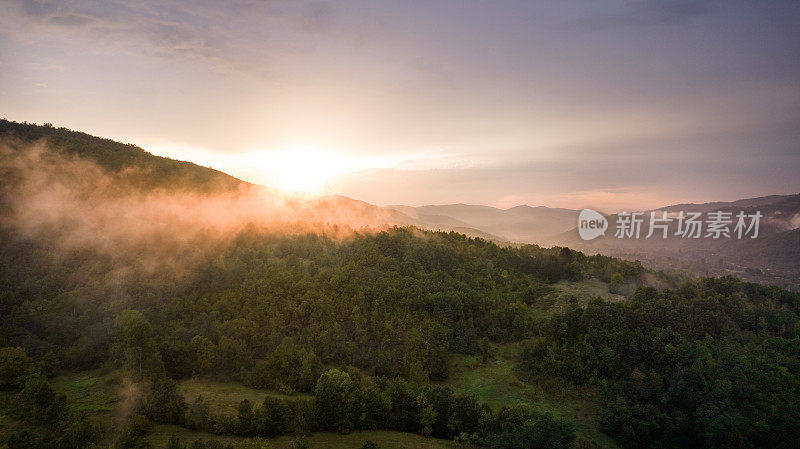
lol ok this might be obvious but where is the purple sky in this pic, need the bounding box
[1,0,798,211]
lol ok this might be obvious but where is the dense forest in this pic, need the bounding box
[0,122,799,449]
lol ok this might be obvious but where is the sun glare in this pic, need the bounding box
[146,143,388,195]
[257,146,351,194]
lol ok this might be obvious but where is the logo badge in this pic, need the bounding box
[578,209,608,240]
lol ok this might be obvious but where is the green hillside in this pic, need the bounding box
[0,119,244,193]
[0,122,798,449]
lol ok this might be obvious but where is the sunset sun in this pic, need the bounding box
[259,146,350,194]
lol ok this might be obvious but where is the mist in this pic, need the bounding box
[0,138,405,284]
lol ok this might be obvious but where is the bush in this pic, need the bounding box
[167,435,186,449]
[187,396,211,430]
[290,436,308,449]
[141,378,187,425]
[189,440,233,449]
[115,414,153,449]
[484,412,575,449]
[233,438,272,449]
[360,441,379,449]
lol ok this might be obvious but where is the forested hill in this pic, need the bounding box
[2,225,799,448]
[0,120,798,449]
[0,119,245,193]
[0,119,494,240]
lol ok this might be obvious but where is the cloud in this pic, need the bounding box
[564,0,715,30]
[0,0,333,77]
[1,0,798,210]
[2,0,211,60]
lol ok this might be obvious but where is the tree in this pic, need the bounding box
[116,414,153,448]
[253,397,290,437]
[160,338,194,379]
[384,378,418,432]
[448,395,481,438]
[37,351,59,378]
[359,383,390,430]
[237,399,256,436]
[56,414,97,449]
[214,336,251,382]
[479,337,492,365]
[264,338,321,393]
[484,412,575,449]
[416,391,437,436]
[0,347,32,389]
[112,310,164,380]
[610,273,624,294]
[191,335,215,376]
[495,404,534,432]
[13,373,66,424]
[314,369,359,433]
[142,378,187,425]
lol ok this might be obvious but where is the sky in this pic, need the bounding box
[1,0,799,212]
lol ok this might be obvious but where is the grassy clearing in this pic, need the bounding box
[148,425,457,449]
[552,278,625,306]
[51,371,118,416]
[178,379,312,416]
[444,344,618,449]
[51,370,123,445]
[1,371,120,444]
[527,279,623,321]
[444,347,532,407]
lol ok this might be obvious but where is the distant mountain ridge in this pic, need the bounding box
[386,197,799,289]
[659,194,797,214]
[552,193,800,288]
[386,203,578,245]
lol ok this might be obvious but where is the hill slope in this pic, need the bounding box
[0,120,799,449]
[0,119,245,193]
